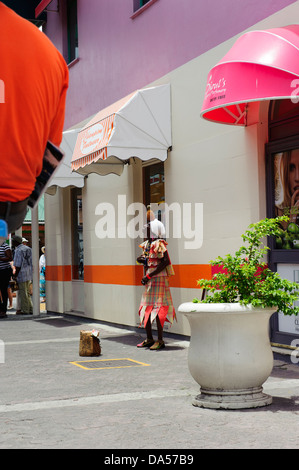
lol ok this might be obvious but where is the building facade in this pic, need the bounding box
[39,0,299,345]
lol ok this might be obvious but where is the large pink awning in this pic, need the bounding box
[201,25,299,126]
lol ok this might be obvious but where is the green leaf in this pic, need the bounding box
[194,216,299,316]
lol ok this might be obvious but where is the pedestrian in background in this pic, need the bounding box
[39,246,46,302]
[0,240,13,318]
[12,235,33,315]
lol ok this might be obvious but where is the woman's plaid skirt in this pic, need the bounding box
[138,276,176,328]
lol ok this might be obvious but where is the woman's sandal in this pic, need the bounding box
[149,340,165,350]
[137,339,155,348]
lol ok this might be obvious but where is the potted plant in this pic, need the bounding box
[178,216,299,409]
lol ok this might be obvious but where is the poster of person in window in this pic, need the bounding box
[274,148,299,249]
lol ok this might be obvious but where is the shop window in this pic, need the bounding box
[272,147,299,227]
[143,162,165,227]
[67,0,78,64]
[266,100,299,345]
[71,188,84,280]
[269,99,299,141]
[266,100,299,256]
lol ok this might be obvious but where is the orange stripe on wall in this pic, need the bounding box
[169,264,212,288]
[84,265,144,285]
[46,265,72,282]
[46,264,212,288]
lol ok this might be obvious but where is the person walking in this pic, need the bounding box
[0,240,13,318]
[12,235,33,315]
[137,210,176,350]
[39,246,46,302]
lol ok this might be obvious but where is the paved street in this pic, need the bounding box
[0,311,298,451]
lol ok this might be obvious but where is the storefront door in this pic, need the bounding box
[266,99,299,345]
[71,187,84,312]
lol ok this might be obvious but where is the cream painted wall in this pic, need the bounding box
[44,2,298,334]
[45,189,73,313]
[83,169,137,267]
[146,2,298,314]
[146,51,268,315]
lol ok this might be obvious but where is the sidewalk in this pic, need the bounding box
[0,308,298,450]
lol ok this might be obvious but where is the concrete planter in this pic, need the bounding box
[178,302,277,409]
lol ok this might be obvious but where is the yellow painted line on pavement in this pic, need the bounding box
[70,358,150,370]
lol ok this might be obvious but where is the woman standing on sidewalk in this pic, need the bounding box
[137,210,176,350]
[0,240,13,318]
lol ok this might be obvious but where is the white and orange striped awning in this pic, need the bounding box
[71,84,172,176]
[46,128,85,194]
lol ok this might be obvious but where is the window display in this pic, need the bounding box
[274,148,299,249]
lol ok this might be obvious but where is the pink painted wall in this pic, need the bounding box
[45,0,297,129]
